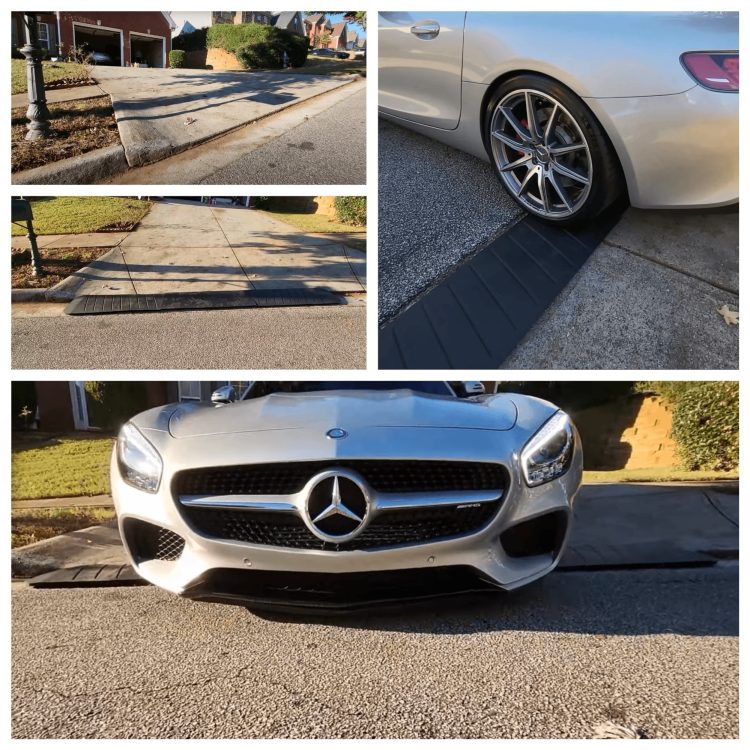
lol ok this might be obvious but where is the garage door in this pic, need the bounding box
[73,23,122,66]
[130,33,164,68]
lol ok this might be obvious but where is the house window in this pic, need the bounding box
[37,21,50,50]
[178,382,202,401]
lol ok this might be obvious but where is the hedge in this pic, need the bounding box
[638,381,739,470]
[172,27,208,52]
[168,49,186,68]
[84,382,152,432]
[206,23,308,68]
[334,196,366,226]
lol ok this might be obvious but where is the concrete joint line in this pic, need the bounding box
[601,239,739,296]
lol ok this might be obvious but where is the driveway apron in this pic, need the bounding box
[63,201,365,297]
[93,67,355,167]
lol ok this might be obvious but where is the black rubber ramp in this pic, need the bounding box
[559,542,717,572]
[379,202,625,369]
[28,565,147,588]
[64,288,344,316]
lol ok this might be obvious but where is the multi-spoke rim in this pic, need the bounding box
[490,89,593,219]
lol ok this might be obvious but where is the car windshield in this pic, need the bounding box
[243,382,454,398]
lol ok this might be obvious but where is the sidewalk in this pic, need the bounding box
[11,232,127,251]
[11,83,106,109]
[14,200,366,302]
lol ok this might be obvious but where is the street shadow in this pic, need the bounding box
[247,567,738,638]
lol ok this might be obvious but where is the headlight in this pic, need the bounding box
[117,423,163,493]
[521,411,574,487]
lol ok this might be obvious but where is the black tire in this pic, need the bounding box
[484,73,624,226]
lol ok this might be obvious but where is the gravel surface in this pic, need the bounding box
[11,304,365,370]
[203,87,365,185]
[12,566,738,739]
[378,119,522,323]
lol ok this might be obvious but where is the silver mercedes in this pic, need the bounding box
[379,11,739,224]
[111,382,582,612]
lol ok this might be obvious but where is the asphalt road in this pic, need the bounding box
[11,304,365,369]
[378,120,522,323]
[12,566,738,739]
[202,86,366,185]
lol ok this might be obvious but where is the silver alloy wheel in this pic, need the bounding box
[490,89,593,219]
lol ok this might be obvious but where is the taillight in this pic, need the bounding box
[681,52,739,92]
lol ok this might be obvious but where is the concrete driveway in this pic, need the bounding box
[378,120,738,369]
[93,66,357,167]
[57,199,366,298]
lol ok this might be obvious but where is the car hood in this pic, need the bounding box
[167,390,518,439]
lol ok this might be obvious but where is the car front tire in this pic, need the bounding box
[484,74,624,225]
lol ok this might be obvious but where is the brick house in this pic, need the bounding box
[17,381,255,432]
[11,12,175,67]
[304,13,332,48]
[329,21,348,51]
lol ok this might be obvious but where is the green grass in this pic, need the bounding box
[583,468,739,484]
[11,197,151,236]
[258,209,366,252]
[299,56,366,76]
[12,435,114,501]
[11,59,90,95]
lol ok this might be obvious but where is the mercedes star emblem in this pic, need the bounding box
[304,470,369,543]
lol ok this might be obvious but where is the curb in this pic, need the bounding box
[12,143,128,185]
[117,74,358,168]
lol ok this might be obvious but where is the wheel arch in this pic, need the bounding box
[477,69,629,202]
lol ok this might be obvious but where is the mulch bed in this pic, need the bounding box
[12,508,116,548]
[11,247,112,289]
[11,95,120,173]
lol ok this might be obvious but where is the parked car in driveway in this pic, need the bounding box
[112,381,582,612]
[311,47,337,58]
[379,12,739,225]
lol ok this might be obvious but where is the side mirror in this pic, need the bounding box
[463,381,486,396]
[211,385,236,405]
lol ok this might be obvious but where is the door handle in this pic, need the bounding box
[410,21,440,39]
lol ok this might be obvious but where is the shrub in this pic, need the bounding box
[236,42,281,70]
[172,26,208,52]
[638,381,739,470]
[334,196,367,226]
[84,382,151,432]
[168,49,186,68]
[207,22,308,68]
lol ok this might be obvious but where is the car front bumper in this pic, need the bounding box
[586,85,738,209]
[111,444,583,610]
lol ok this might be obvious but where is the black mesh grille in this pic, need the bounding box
[123,519,185,563]
[173,460,506,496]
[181,501,501,551]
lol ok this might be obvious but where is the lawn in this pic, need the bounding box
[299,56,366,77]
[12,96,119,172]
[583,468,739,483]
[258,209,367,252]
[12,434,114,501]
[12,507,116,548]
[11,197,151,236]
[11,59,91,95]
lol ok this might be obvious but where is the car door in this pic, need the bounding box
[379,11,466,130]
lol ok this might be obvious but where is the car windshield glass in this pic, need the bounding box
[244,382,453,398]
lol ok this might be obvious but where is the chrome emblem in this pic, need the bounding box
[303,469,369,543]
[326,428,347,440]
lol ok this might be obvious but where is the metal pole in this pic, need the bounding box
[21,12,51,140]
[26,216,44,277]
